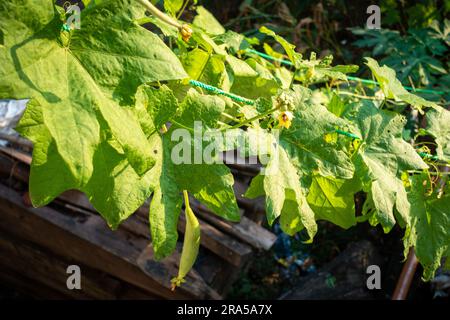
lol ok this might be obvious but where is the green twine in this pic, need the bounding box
[335,129,361,140]
[346,76,445,95]
[188,73,447,164]
[246,49,293,66]
[188,80,364,140]
[245,49,445,95]
[417,152,448,163]
[62,23,71,31]
[188,79,254,105]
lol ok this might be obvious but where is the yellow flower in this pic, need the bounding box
[323,132,336,143]
[278,111,294,129]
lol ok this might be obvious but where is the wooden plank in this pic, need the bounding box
[0,230,161,300]
[0,267,69,299]
[178,212,253,267]
[0,232,117,299]
[0,149,274,252]
[0,148,270,297]
[0,132,33,150]
[0,151,247,296]
[136,244,222,300]
[0,146,31,165]
[0,151,258,264]
[55,188,252,269]
[189,200,276,251]
[0,152,30,183]
[0,183,214,299]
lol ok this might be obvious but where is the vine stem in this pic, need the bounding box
[136,0,182,29]
[407,170,450,175]
[224,106,280,131]
[177,0,190,19]
[182,190,190,209]
[337,91,381,101]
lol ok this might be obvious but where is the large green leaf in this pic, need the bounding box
[141,87,240,259]
[229,58,279,99]
[345,101,428,231]
[0,0,187,226]
[245,128,317,239]
[181,48,231,90]
[164,0,184,16]
[404,174,450,280]
[425,105,450,161]
[18,97,157,228]
[259,26,302,68]
[307,175,359,229]
[193,6,225,36]
[244,86,356,238]
[279,86,355,181]
[365,58,437,110]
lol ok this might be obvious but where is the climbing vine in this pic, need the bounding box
[0,0,449,287]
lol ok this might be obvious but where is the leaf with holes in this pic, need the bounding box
[344,100,428,231]
[403,174,450,280]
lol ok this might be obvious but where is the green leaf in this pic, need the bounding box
[315,65,359,82]
[404,174,450,280]
[193,6,225,36]
[307,175,359,229]
[273,66,293,89]
[351,28,401,56]
[425,105,450,161]
[148,132,183,259]
[18,98,157,228]
[164,0,184,16]
[280,86,355,180]
[226,55,258,77]
[139,15,178,38]
[182,48,231,90]
[182,48,211,80]
[243,86,356,238]
[345,100,428,231]
[213,30,247,52]
[145,88,240,259]
[327,93,347,117]
[246,128,317,239]
[259,26,302,68]
[1,0,187,225]
[245,173,265,199]
[229,58,279,99]
[365,58,437,110]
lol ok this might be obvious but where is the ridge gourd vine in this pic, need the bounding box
[0,0,448,287]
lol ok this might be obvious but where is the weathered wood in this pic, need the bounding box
[0,133,33,150]
[0,146,276,298]
[0,148,273,250]
[189,200,275,251]
[0,183,214,299]
[136,244,222,299]
[178,211,253,267]
[0,153,30,183]
[0,150,268,260]
[280,241,382,300]
[0,232,119,299]
[0,146,31,165]
[58,191,252,269]
[0,267,68,299]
